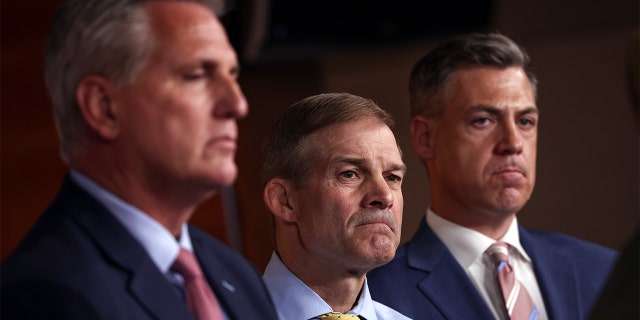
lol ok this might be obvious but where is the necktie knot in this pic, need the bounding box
[310,312,363,319]
[487,241,510,267]
[171,248,202,280]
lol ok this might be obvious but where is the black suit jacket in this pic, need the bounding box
[368,219,617,320]
[1,175,278,319]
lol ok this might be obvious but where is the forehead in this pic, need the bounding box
[445,66,536,111]
[308,118,402,164]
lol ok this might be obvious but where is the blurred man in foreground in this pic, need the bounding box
[1,1,277,319]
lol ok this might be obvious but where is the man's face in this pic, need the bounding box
[425,66,538,222]
[116,2,247,193]
[291,118,406,273]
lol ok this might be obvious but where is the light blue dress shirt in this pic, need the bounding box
[70,170,229,319]
[263,252,412,320]
[71,170,191,279]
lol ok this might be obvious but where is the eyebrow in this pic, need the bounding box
[336,157,407,173]
[390,163,408,174]
[189,60,241,78]
[467,104,539,117]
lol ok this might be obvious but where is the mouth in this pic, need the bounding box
[494,169,524,176]
[359,220,390,226]
[492,162,527,176]
[354,212,397,233]
[356,222,394,235]
[209,136,237,151]
[491,168,528,187]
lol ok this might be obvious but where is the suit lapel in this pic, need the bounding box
[190,232,242,319]
[58,176,195,320]
[409,221,494,320]
[520,227,581,320]
[128,259,196,320]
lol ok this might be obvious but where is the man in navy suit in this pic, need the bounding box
[1,0,277,319]
[367,33,617,320]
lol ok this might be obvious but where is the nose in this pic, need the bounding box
[362,175,394,210]
[495,121,523,155]
[213,76,248,119]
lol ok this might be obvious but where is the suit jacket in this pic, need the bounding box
[368,219,617,320]
[1,175,278,320]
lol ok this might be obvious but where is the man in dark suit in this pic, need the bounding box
[1,0,277,319]
[367,32,617,320]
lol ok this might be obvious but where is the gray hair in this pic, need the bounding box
[45,0,226,162]
[409,32,538,118]
[261,93,399,189]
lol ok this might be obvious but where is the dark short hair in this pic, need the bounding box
[261,92,398,188]
[409,32,538,118]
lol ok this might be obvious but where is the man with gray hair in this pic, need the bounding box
[368,33,616,320]
[1,0,277,319]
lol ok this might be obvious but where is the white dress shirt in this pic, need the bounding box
[427,209,548,320]
[263,252,411,320]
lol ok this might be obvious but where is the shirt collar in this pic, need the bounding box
[262,252,379,320]
[500,216,531,262]
[426,208,530,268]
[70,170,193,273]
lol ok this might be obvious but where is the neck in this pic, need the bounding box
[73,160,209,237]
[311,277,364,313]
[276,241,367,313]
[431,201,516,240]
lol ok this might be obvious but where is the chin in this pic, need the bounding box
[368,237,397,261]
[366,252,395,268]
[495,188,529,209]
[201,163,238,188]
[214,171,238,188]
[494,200,526,215]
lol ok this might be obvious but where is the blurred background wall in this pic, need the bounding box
[2,0,638,272]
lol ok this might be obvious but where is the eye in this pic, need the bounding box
[386,174,402,183]
[518,117,536,127]
[339,170,358,180]
[183,70,206,81]
[472,117,491,126]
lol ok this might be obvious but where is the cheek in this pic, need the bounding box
[527,140,537,160]
[163,106,212,144]
[441,132,482,163]
[450,145,485,178]
[524,138,537,169]
[298,191,339,225]
[393,192,403,221]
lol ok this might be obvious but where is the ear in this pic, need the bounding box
[263,178,297,223]
[410,115,437,159]
[76,75,121,140]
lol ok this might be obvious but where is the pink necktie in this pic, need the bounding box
[171,248,224,320]
[487,242,539,320]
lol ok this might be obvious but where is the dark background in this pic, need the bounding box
[2,0,638,272]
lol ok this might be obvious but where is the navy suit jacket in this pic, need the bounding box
[1,175,278,320]
[368,219,617,320]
